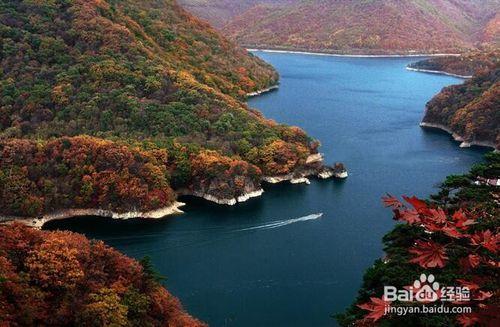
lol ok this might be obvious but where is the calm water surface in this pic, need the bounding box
[46,52,487,326]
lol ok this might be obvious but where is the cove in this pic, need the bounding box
[45,52,487,326]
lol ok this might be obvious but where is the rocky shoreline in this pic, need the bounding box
[420,122,497,150]
[247,84,279,97]
[183,153,348,205]
[263,168,348,185]
[263,155,348,185]
[248,48,461,58]
[1,202,186,229]
[2,153,348,227]
[406,66,472,79]
[184,189,264,206]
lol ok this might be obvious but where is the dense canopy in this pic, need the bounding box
[0,0,319,218]
[423,63,500,150]
[0,223,206,326]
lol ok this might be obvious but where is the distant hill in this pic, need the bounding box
[180,0,500,54]
[178,0,295,28]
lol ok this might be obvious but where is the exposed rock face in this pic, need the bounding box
[186,153,348,205]
[263,154,348,184]
[291,177,311,184]
[262,174,295,183]
[185,170,264,205]
[335,171,349,179]
[188,189,264,205]
[306,153,324,164]
[1,202,186,228]
[332,163,349,179]
[420,122,497,150]
[247,84,279,97]
[406,66,472,79]
[318,170,334,179]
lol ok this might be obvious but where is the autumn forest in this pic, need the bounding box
[1,0,499,326]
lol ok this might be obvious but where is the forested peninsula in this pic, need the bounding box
[0,0,341,225]
[408,49,499,78]
[415,52,500,150]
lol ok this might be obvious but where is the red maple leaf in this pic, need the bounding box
[459,254,482,272]
[470,230,499,254]
[357,296,390,322]
[467,254,481,268]
[409,240,448,268]
[382,194,402,209]
[427,208,448,224]
[394,209,421,224]
[452,209,476,231]
[419,208,449,233]
[442,226,463,239]
[402,196,428,211]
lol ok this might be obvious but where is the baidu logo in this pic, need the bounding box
[384,273,469,303]
[413,274,439,302]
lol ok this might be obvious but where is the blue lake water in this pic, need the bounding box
[46,52,487,326]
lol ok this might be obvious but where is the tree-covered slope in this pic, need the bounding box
[422,64,500,150]
[183,0,500,54]
[0,0,326,218]
[178,0,295,28]
[408,49,500,77]
[0,223,206,326]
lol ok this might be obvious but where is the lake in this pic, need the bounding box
[46,52,487,326]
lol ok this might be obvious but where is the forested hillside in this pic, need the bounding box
[0,0,325,218]
[421,63,500,150]
[0,223,206,326]
[408,49,500,77]
[180,0,500,54]
[178,0,295,28]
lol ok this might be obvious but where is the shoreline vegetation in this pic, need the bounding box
[248,48,461,58]
[0,223,207,326]
[417,55,499,151]
[1,153,348,228]
[406,50,499,78]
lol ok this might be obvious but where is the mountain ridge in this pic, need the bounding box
[180,0,500,54]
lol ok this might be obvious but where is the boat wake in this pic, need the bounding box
[237,213,323,232]
[117,213,324,256]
